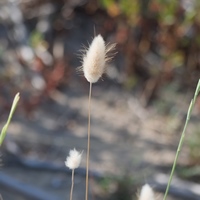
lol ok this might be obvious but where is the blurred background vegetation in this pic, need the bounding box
[1,0,200,111]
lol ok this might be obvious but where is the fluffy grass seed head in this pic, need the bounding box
[139,184,155,200]
[65,148,82,170]
[80,34,115,83]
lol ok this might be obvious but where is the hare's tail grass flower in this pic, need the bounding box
[138,184,155,200]
[65,148,82,170]
[65,148,82,200]
[79,34,116,200]
[78,34,116,83]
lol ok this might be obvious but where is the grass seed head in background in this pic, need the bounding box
[81,34,116,83]
[65,148,82,200]
[65,148,82,170]
[139,184,155,200]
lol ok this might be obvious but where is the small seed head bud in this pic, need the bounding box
[65,148,82,170]
[139,184,155,200]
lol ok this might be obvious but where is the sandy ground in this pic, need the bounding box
[0,80,193,200]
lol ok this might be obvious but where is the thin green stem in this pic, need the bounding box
[163,79,200,200]
[85,82,92,200]
[69,169,75,200]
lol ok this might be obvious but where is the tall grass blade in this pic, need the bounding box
[0,93,20,146]
[163,79,200,200]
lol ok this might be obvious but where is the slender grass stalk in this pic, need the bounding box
[163,79,200,200]
[0,93,20,146]
[80,34,115,200]
[85,82,92,200]
[70,169,75,200]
